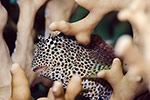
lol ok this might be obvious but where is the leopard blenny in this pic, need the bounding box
[32,33,116,100]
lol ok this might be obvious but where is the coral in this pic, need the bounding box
[10,63,31,100]
[0,0,51,99]
[44,0,77,38]
[49,0,131,44]
[0,2,12,99]
[11,0,46,84]
[98,57,147,100]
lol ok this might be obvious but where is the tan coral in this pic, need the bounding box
[44,0,77,38]
[0,0,50,99]
[118,0,150,91]
[11,0,48,84]
[49,0,131,45]
[97,0,150,99]
[0,1,12,100]
[10,63,31,100]
[98,36,148,100]
[118,0,150,54]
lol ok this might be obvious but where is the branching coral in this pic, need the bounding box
[10,63,31,100]
[44,0,77,38]
[98,34,150,100]
[98,51,147,100]
[98,0,150,99]
[11,0,48,84]
[0,2,12,99]
[118,0,150,53]
[49,0,131,45]
[117,0,150,94]
[0,0,51,99]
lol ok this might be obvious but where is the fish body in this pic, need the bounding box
[32,33,116,100]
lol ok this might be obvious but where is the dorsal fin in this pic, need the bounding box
[86,34,116,65]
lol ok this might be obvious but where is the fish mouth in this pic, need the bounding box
[33,66,47,73]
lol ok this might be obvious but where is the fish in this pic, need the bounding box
[32,33,116,100]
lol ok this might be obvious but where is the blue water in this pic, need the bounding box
[10,0,16,3]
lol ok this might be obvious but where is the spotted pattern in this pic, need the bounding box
[32,33,116,100]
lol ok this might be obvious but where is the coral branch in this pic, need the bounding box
[49,0,130,45]
[118,0,150,55]
[44,0,77,38]
[0,2,12,99]
[98,34,150,99]
[11,0,47,84]
[65,76,82,100]
[98,57,147,100]
[10,63,31,100]
[117,0,150,91]
[94,0,150,99]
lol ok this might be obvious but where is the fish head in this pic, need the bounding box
[32,35,59,78]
